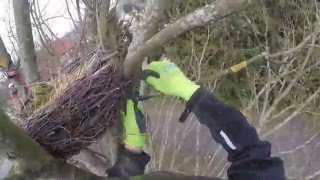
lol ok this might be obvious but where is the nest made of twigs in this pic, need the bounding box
[25,51,132,158]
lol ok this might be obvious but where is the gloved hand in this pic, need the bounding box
[122,98,147,150]
[144,59,200,101]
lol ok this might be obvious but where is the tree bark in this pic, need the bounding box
[0,36,28,103]
[0,36,12,70]
[127,0,170,96]
[124,0,260,77]
[0,109,101,179]
[128,0,170,52]
[13,0,41,84]
[76,0,83,26]
[97,0,110,48]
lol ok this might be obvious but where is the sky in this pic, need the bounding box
[0,0,83,61]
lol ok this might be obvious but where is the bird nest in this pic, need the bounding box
[25,51,133,158]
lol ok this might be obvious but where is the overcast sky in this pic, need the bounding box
[0,0,82,61]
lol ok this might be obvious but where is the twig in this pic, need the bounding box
[76,0,83,25]
[65,0,78,30]
[262,88,320,138]
[260,34,318,123]
[273,130,320,156]
[198,28,318,83]
[95,0,105,51]
[195,122,201,176]
[75,9,89,57]
[304,170,320,180]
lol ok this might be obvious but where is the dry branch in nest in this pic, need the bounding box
[25,51,132,158]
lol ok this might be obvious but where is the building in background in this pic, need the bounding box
[36,38,77,80]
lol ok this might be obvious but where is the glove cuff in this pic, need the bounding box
[124,134,146,148]
[180,82,200,101]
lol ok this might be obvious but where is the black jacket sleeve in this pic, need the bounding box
[106,146,150,177]
[186,88,285,180]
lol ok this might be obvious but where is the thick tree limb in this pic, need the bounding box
[128,0,170,51]
[124,0,260,77]
[0,110,100,178]
[127,0,170,96]
[0,36,12,69]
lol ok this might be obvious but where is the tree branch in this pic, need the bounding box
[0,109,100,178]
[128,0,170,52]
[0,111,52,169]
[124,0,260,77]
[198,25,317,83]
[273,130,320,156]
[261,33,318,123]
[305,169,320,180]
[65,0,78,30]
[96,0,110,49]
[0,36,12,69]
[76,0,83,25]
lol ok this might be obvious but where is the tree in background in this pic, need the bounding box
[13,0,41,84]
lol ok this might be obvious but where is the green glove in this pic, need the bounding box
[144,59,200,101]
[122,99,147,148]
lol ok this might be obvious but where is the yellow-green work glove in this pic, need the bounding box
[122,99,147,149]
[144,59,200,101]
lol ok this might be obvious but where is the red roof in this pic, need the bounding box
[51,38,77,57]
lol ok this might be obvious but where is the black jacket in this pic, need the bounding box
[107,88,286,179]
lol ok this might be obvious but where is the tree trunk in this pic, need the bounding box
[13,0,41,84]
[97,0,110,48]
[0,36,12,70]
[0,109,101,179]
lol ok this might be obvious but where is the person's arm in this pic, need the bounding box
[186,88,285,179]
[107,99,150,177]
[145,59,285,180]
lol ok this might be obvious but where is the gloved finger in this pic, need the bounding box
[134,106,147,133]
[141,69,160,81]
[128,91,140,105]
[148,59,171,67]
[145,76,159,88]
[137,94,161,101]
[123,91,140,115]
[123,99,135,117]
[144,60,161,70]
[123,99,147,134]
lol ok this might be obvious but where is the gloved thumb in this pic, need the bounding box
[141,69,160,81]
